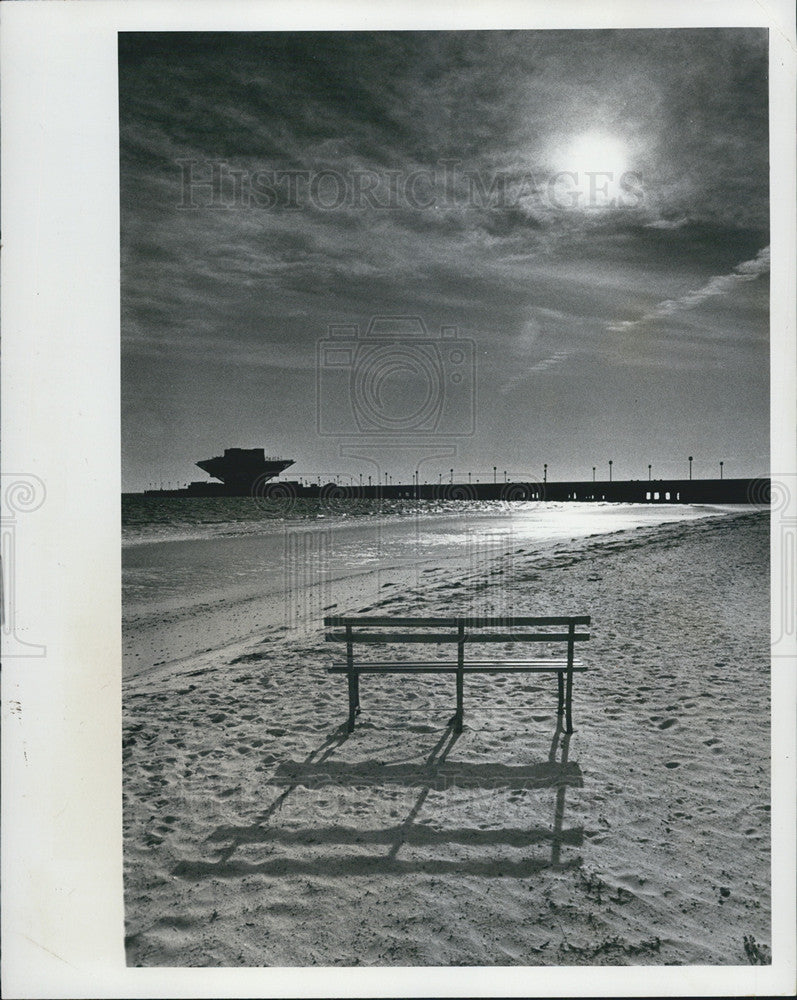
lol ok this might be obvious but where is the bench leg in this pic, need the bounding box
[557,672,565,718]
[455,669,464,733]
[347,671,358,733]
[565,670,574,734]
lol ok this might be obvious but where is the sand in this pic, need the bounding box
[122,508,770,967]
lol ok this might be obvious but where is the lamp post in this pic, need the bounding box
[719,461,724,480]
[544,463,547,484]
[503,470,507,483]
[648,464,652,482]
[450,468,454,484]
[688,456,693,481]
[609,460,613,482]
[592,466,596,482]
[493,466,497,484]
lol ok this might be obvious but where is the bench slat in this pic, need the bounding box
[326,632,461,644]
[331,659,583,667]
[324,615,590,627]
[464,632,588,643]
[326,631,588,644]
[328,663,587,674]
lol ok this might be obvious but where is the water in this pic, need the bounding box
[122,495,485,546]
[122,494,729,548]
[122,496,743,675]
[122,496,736,615]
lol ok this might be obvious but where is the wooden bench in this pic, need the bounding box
[324,615,591,735]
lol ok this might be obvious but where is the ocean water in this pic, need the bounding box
[122,496,739,620]
[122,495,486,546]
[122,494,730,548]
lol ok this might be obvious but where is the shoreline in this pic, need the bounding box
[123,503,751,679]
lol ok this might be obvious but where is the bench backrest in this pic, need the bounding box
[324,615,591,646]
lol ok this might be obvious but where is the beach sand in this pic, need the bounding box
[122,508,770,967]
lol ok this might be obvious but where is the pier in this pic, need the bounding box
[142,477,770,504]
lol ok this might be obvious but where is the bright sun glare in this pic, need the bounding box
[566,132,629,180]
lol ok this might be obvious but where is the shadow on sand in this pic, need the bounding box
[172,721,582,880]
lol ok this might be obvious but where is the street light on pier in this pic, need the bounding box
[648,464,652,482]
[719,461,724,480]
[592,466,596,482]
[543,463,547,483]
[450,468,454,484]
[688,456,693,480]
[609,460,613,482]
[503,470,507,483]
[493,466,497,483]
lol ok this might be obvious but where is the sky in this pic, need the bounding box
[119,30,769,491]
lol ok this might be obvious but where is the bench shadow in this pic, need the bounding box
[172,721,583,880]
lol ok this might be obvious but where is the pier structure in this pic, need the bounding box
[143,477,769,504]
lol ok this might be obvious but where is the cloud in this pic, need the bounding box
[644,217,690,230]
[607,246,769,333]
[497,310,581,393]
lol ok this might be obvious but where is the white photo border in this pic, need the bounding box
[2,1,795,997]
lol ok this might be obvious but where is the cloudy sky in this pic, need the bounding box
[119,30,769,491]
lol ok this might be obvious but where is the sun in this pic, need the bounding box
[548,131,632,209]
[566,132,629,181]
